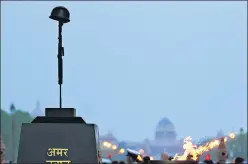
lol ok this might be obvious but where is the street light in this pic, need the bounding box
[49,6,70,108]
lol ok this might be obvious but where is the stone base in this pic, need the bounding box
[17,122,100,163]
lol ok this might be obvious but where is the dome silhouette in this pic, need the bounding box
[157,117,173,127]
[155,117,176,140]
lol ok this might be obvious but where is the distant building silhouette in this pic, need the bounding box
[216,130,224,137]
[155,117,177,141]
[30,101,44,117]
[150,117,180,155]
[99,117,182,160]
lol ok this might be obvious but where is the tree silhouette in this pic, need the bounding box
[10,104,16,113]
[1,108,33,161]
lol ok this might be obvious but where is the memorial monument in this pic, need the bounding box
[17,6,101,164]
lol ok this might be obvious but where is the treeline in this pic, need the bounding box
[0,106,247,161]
[1,106,33,161]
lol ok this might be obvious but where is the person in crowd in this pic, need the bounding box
[126,149,142,164]
[161,153,169,161]
[184,154,198,164]
[203,154,213,164]
[203,160,214,164]
[112,161,119,164]
[143,156,150,164]
[234,157,244,164]
[186,154,194,161]
[118,161,126,164]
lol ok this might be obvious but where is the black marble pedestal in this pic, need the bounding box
[17,108,101,164]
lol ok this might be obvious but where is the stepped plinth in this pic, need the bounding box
[17,108,101,164]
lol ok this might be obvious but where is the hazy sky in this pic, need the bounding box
[1,2,247,142]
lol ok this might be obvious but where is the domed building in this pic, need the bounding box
[98,117,183,159]
[155,117,177,142]
[147,117,182,155]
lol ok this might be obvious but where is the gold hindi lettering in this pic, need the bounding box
[46,160,71,164]
[47,148,69,157]
[47,148,56,156]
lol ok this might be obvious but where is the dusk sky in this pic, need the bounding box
[1,2,247,142]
